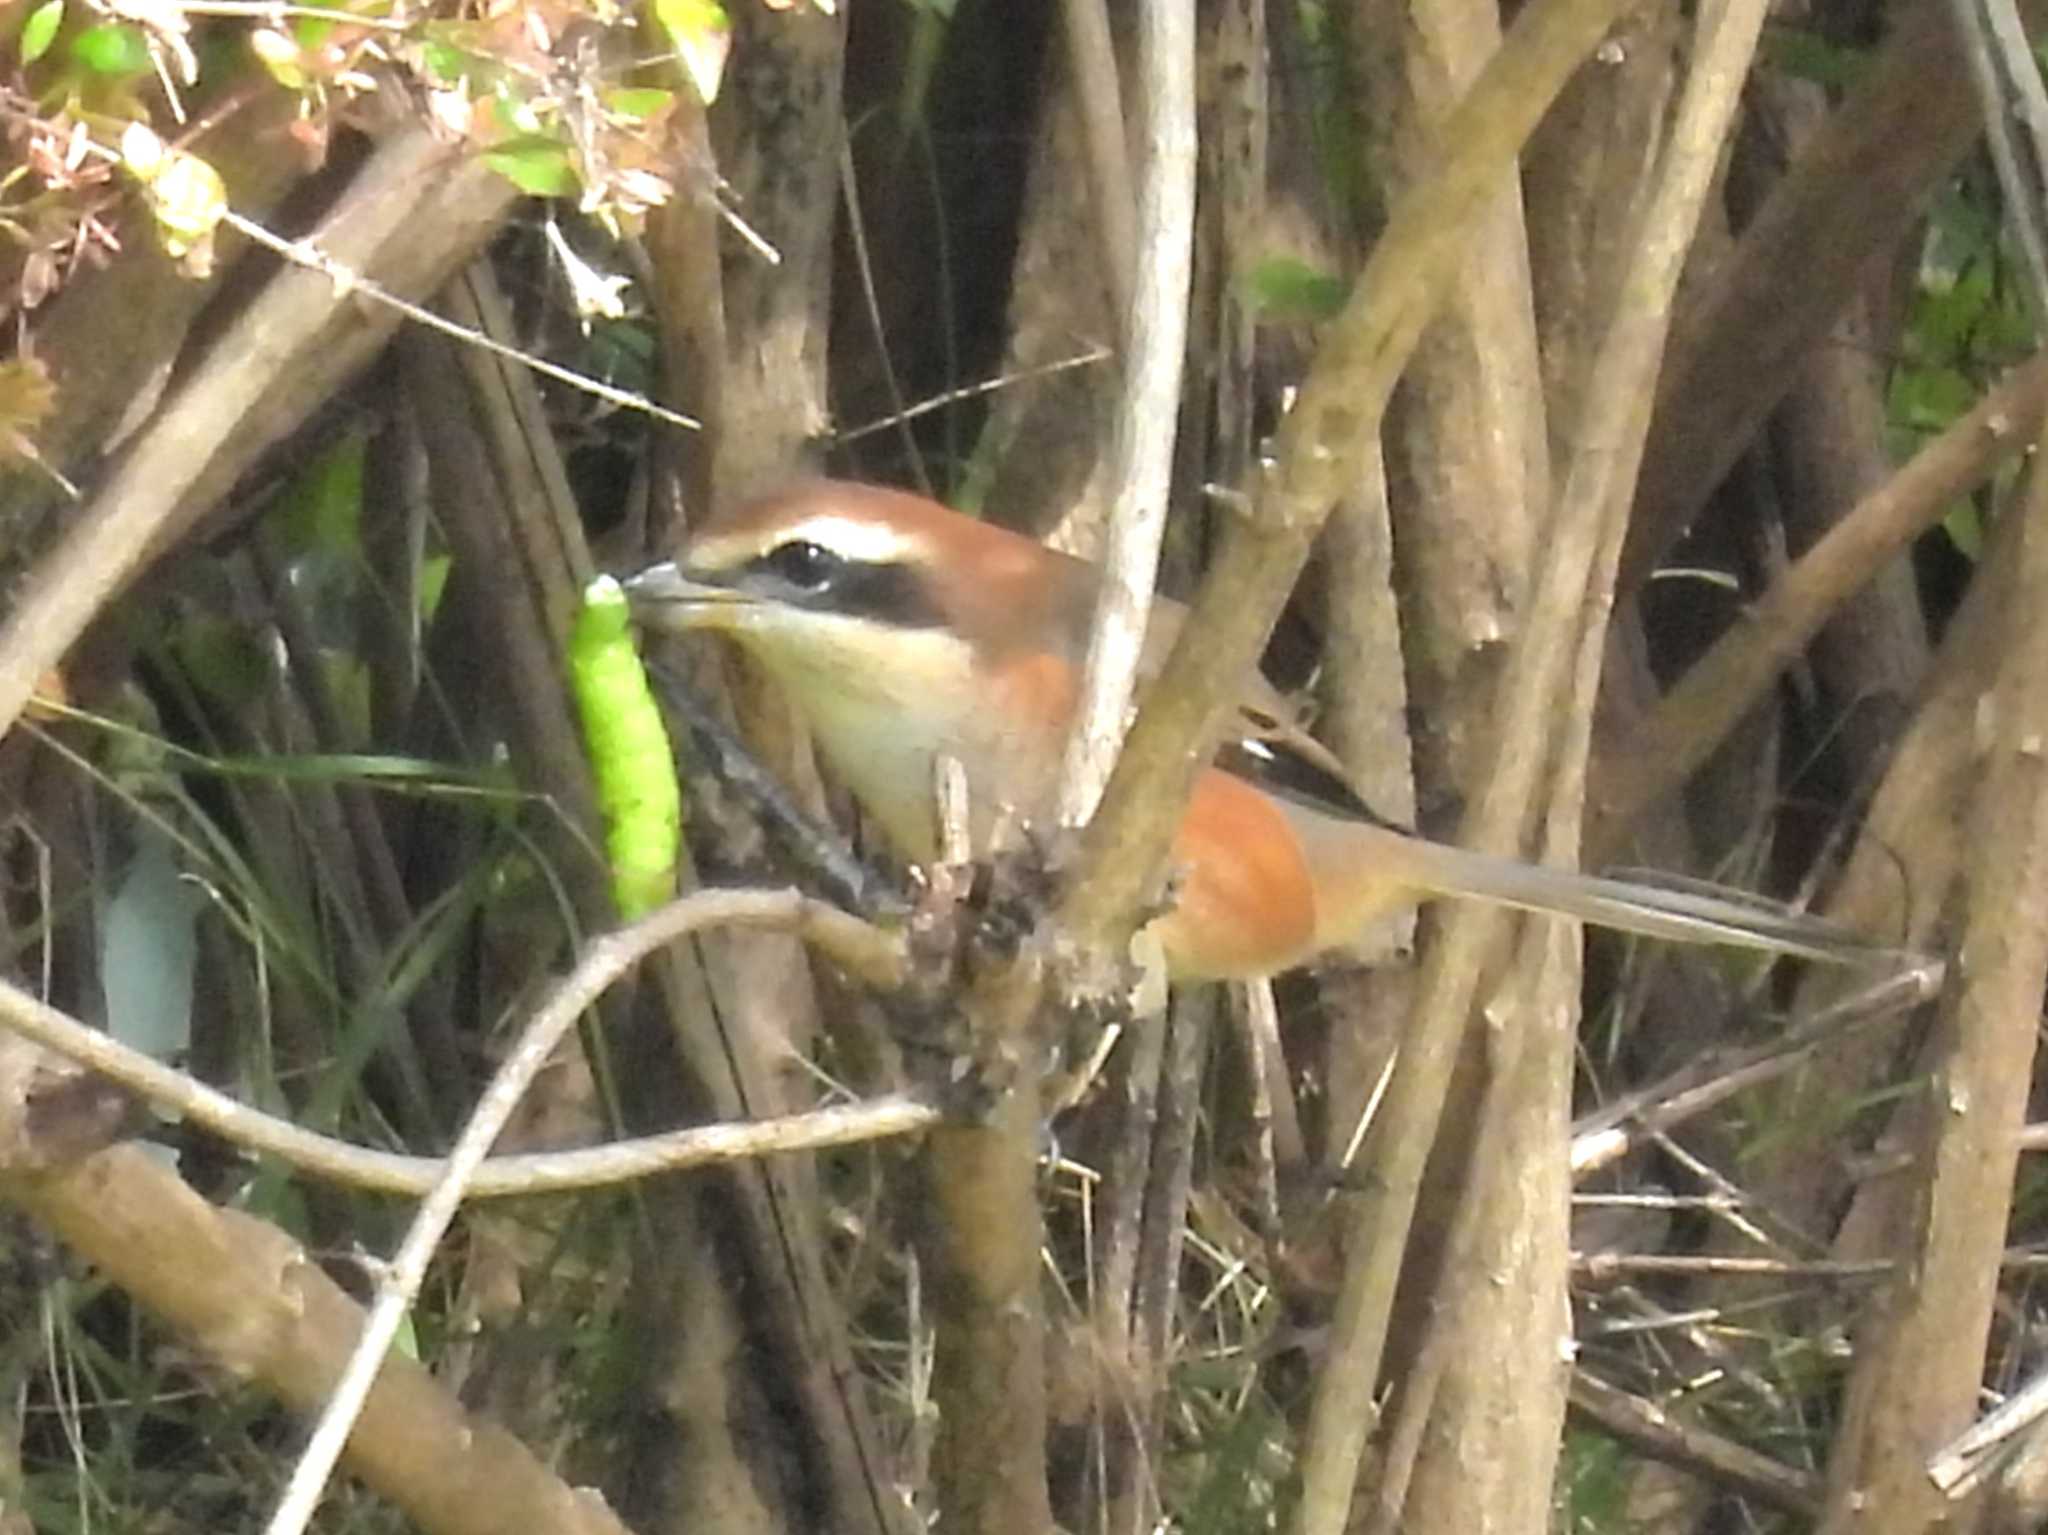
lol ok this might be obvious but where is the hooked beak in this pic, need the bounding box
[621,560,754,634]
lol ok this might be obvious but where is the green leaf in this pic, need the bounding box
[1243,257,1348,322]
[1888,363,1974,433]
[291,11,335,51]
[21,0,64,66]
[484,135,579,198]
[1942,498,1983,561]
[603,86,673,121]
[71,21,150,76]
[652,0,730,103]
[1762,24,1868,89]
[420,38,474,82]
[419,553,451,620]
[276,433,365,557]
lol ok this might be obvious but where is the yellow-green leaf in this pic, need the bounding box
[603,86,673,122]
[148,149,227,256]
[652,0,730,103]
[21,0,64,65]
[483,135,579,198]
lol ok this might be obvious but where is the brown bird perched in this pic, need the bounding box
[625,480,1889,980]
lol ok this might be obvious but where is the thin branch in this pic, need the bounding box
[1569,962,1942,1175]
[253,886,901,1535]
[219,208,701,432]
[831,347,1113,446]
[1058,0,1138,323]
[1057,0,1196,826]
[0,953,936,1191]
[1568,1371,1823,1518]
[0,886,910,1193]
[1575,1251,2048,1280]
[1829,393,2048,1526]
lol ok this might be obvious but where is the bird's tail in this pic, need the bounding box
[1315,817,1913,970]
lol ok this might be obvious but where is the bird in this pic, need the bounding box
[623,479,1894,981]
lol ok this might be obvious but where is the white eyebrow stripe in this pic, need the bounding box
[693,514,923,570]
[778,514,925,561]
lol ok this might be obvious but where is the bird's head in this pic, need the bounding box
[623,480,1092,688]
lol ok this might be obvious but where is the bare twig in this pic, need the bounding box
[1575,1251,2048,1281]
[1568,1371,1824,1517]
[0,959,937,1191]
[831,348,1113,446]
[261,887,902,1535]
[1058,0,1137,322]
[218,208,701,433]
[1570,962,1942,1175]
[1056,0,1196,827]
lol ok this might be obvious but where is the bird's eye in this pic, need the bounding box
[761,539,840,591]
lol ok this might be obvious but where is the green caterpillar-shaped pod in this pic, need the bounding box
[570,576,682,918]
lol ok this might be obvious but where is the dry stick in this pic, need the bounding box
[1058,0,1138,325]
[0,963,936,1192]
[1576,1251,2048,1281]
[1568,1372,1824,1518]
[1830,14,2048,1499]
[258,887,900,1535]
[832,346,1114,446]
[1589,345,2048,859]
[219,207,701,433]
[1296,0,1767,1528]
[1569,962,1942,1176]
[1056,0,1197,826]
[1058,12,1194,1513]
[6,1145,635,1535]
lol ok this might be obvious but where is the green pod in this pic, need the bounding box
[569,576,682,918]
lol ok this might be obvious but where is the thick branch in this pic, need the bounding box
[5,1146,631,1535]
[1815,400,2048,1531]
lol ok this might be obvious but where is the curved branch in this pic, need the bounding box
[263,884,904,1535]
[0,888,917,1197]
